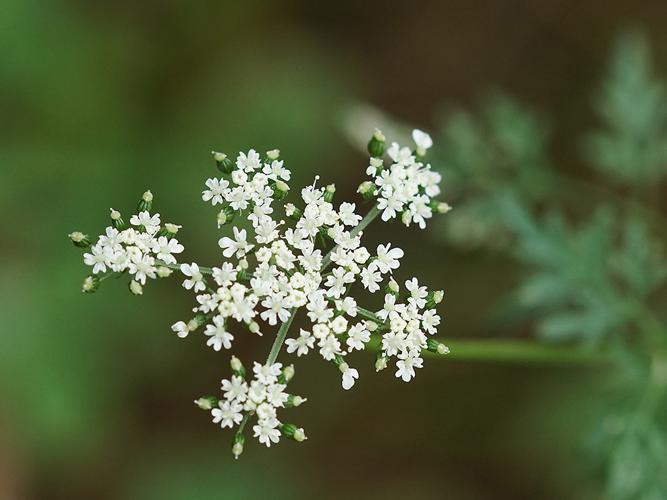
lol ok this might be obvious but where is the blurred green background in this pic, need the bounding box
[2,1,667,499]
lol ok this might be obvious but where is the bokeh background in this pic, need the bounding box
[2,1,667,499]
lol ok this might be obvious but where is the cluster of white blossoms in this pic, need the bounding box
[360,129,451,228]
[71,192,184,295]
[70,127,451,458]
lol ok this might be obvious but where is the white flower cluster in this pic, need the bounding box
[213,361,302,448]
[363,129,450,228]
[77,193,184,294]
[70,127,451,458]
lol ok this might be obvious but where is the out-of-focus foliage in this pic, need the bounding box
[586,32,667,187]
[425,32,667,500]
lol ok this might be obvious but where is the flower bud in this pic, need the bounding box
[69,231,91,248]
[212,151,235,174]
[129,280,143,295]
[426,338,450,355]
[280,423,307,442]
[285,203,302,221]
[248,321,261,335]
[159,223,181,237]
[194,396,218,410]
[266,149,280,160]
[238,258,249,271]
[278,364,295,384]
[357,181,376,200]
[324,184,336,203]
[426,290,444,309]
[430,201,452,214]
[82,275,99,293]
[230,355,246,378]
[187,312,207,332]
[369,157,383,176]
[375,355,388,372]
[401,210,412,226]
[217,206,236,227]
[137,190,153,212]
[367,128,386,158]
[365,320,378,332]
[232,431,245,459]
[273,180,289,201]
[110,208,126,229]
[285,394,307,407]
[157,266,173,278]
[385,278,400,296]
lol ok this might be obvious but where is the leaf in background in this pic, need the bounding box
[585,31,667,187]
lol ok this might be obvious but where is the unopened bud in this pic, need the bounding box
[187,312,206,332]
[217,206,236,227]
[194,396,218,410]
[285,203,302,221]
[401,210,412,226]
[274,180,289,201]
[108,208,126,230]
[386,278,399,295]
[69,231,91,248]
[248,321,260,335]
[230,355,246,378]
[163,223,181,236]
[375,355,388,372]
[280,423,307,442]
[267,149,280,160]
[437,202,452,214]
[129,280,143,295]
[212,151,234,174]
[367,128,386,157]
[137,190,153,212]
[238,258,249,271]
[426,338,450,355]
[426,290,444,309]
[357,181,376,200]
[157,266,172,278]
[365,320,378,332]
[324,184,336,203]
[232,432,245,459]
[285,394,307,407]
[82,275,99,293]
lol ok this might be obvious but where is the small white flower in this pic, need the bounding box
[346,323,370,351]
[395,351,423,382]
[171,320,189,338]
[180,262,206,292]
[340,363,359,390]
[211,400,243,428]
[412,129,433,154]
[253,418,281,447]
[204,316,234,351]
[286,329,315,356]
[375,243,404,274]
[218,227,254,258]
[202,178,229,205]
[253,362,282,385]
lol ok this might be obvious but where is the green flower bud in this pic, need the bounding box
[426,290,444,309]
[232,431,245,459]
[129,280,143,295]
[375,354,388,372]
[285,394,307,407]
[285,203,302,221]
[82,275,99,294]
[273,180,289,201]
[69,231,91,248]
[110,208,126,230]
[401,210,412,226]
[230,356,246,378]
[157,266,172,278]
[278,364,295,384]
[357,181,376,200]
[385,278,400,296]
[365,320,378,332]
[367,128,386,157]
[430,200,452,214]
[137,190,153,212]
[247,321,260,335]
[324,184,336,203]
[187,312,207,332]
[212,151,235,174]
[266,149,280,160]
[216,206,236,227]
[194,396,218,410]
[280,423,307,442]
[426,338,450,355]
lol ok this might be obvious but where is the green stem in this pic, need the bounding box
[266,308,297,365]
